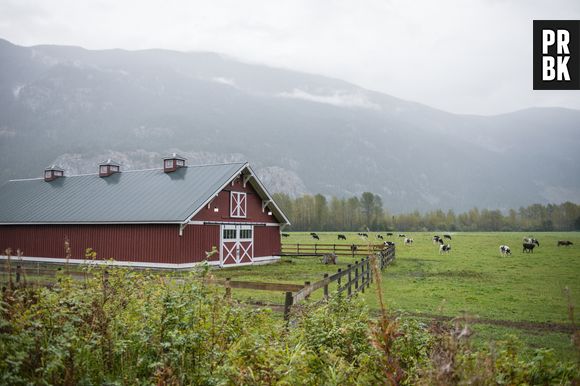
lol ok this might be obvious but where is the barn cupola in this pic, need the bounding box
[44,165,64,182]
[98,159,121,177]
[163,153,187,173]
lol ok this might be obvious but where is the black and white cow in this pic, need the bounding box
[557,240,573,247]
[522,242,537,253]
[384,241,395,247]
[337,234,347,240]
[439,244,451,254]
[377,234,384,240]
[444,234,452,240]
[404,237,414,245]
[499,245,511,256]
[312,234,320,241]
[398,234,406,238]
[523,237,540,247]
[432,235,442,244]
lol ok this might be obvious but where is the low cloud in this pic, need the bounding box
[278,88,380,110]
[211,77,238,88]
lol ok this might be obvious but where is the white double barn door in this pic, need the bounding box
[220,224,254,266]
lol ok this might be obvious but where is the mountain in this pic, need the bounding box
[0,38,579,213]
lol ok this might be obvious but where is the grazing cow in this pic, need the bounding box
[432,235,442,244]
[398,234,406,238]
[404,237,414,245]
[377,235,384,239]
[439,244,451,254]
[320,253,338,265]
[310,232,317,236]
[523,237,540,247]
[444,234,452,240]
[337,234,347,240]
[499,245,511,256]
[522,242,536,253]
[281,233,290,237]
[383,241,395,247]
[312,234,320,240]
[386,232,393,236]
[361,233,368,238]
[557,240,573,247]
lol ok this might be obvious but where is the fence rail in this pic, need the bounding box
[281,243,386,257]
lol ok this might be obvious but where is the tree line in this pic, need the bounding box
[272,192,580,232]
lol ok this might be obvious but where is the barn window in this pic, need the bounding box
[176,159,185,167]
[44,171,51,179]
[240,229,252,239]
[164,159,173,169]
[100,165,108,174]
[223,228,237,239]
[230,192,247,218]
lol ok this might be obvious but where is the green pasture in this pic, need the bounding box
[213,231,580,360]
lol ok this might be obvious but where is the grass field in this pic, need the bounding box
[213,231,580,360]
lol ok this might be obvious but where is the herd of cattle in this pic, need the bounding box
[280,232,574,256]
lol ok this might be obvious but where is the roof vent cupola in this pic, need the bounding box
[163,153,187,173]
[44,165,65,182]
[99,159,121,177]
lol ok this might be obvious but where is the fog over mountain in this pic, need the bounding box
[0,38,579,213]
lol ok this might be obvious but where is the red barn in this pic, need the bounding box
[0,156,290,268]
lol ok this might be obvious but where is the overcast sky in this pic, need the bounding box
[1,0,579,115]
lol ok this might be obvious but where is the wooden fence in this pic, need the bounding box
[281,242,386,257]
[1,245,396,322]
[214,245,396,320]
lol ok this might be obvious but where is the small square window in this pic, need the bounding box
[164,160,174,168]
[176,159,185,166]
[100,166,108,174]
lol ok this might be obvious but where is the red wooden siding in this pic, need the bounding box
[193,177,277,223]
[253,225,281,257]
[180,224,221,263]
[0,224,220,264]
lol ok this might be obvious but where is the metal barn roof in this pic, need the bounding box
[0,162,289,225]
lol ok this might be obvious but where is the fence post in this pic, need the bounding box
[304,281,311,299]
[360,260,365,293]
[225,278,232,300]
[323,273,329,299]
[297,243,300,255]
[337,268,342,292]
[347,264,352,297]
[284,291,294,322]
[351,246,355,258]
[333,244,336,253]
[354,261,359,292]
[367,258,371,288]
[16,265,21,284]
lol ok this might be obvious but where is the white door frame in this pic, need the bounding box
[220,224,254,267]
